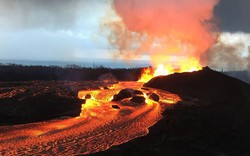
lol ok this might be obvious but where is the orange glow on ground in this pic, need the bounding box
[139,57,202,83]
[0,82,181,155]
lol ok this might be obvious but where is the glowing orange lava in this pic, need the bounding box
[139,57,202,83]
[0,82,181,155]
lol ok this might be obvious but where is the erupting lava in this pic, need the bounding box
[103,0,219,83]
[139,57,202,83]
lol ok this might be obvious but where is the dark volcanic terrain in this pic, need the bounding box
[93,67,250,156]
[0,81,116,125]
[0,66,250,155]
[145,67,250,103]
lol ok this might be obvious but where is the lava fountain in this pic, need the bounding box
[103,0,219,82]
[138,57,202,82]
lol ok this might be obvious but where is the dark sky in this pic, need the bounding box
[215,0,250,33]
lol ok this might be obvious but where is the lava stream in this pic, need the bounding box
[0,82,180,155]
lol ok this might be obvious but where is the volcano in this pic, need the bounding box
[1,66,250,155]
[144,66,250,104]
[93,67,250,156]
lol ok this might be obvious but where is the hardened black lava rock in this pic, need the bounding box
[85,94,92,99]
[111,105,120,109]
[149,93,160,102]
[130,96,146,104]
[112,88,135,101]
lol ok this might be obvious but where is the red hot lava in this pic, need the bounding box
[0,82,181,155]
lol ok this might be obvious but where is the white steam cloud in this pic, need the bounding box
[207,32,250,71]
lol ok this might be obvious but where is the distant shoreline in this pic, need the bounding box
[0,63,249,84]
[0,59,151,69]
[0,63,143,82]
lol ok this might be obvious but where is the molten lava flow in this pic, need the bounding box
[0,82,181,155]
[139,57,202,83]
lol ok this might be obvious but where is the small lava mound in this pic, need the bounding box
[130,96,146,104]
[111,88,151,107]
[148,93,160,102]
[134,90,143,95]
[112,88,144,101]
[85,94,92,99]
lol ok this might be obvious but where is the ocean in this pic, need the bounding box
[0,59,151,69]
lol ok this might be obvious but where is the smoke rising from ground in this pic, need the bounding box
[206,32,250,71]
[104,0,219,66]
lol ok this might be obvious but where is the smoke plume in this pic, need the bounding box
[206,32,250,71]
[104,0,219,66]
